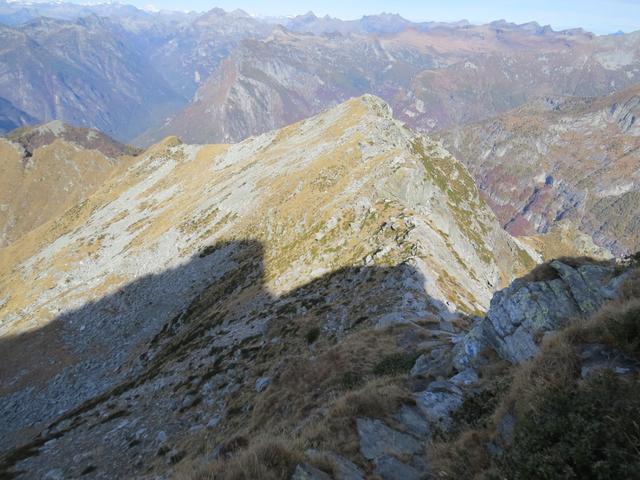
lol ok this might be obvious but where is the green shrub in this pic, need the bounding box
[305,327,321,344]
[372,352,418,376]
[338,370,362,390]
[604,303,640,355]
[499,372,640,480]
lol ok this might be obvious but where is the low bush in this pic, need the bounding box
[372,352,418,376]
[500,372,640,480]
[190,438,303,480]
[304,327,321,344]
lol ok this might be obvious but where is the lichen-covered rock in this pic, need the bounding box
[456,260,628,364]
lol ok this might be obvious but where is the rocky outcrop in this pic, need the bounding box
[455,259,631,365]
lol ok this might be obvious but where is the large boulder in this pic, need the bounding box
[356,418,422,460]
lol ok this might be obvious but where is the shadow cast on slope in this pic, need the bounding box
[0,238,450,477]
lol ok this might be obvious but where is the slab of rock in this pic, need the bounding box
[410,346,452,379]
[374,456,422,480]
[394,404,431,439]
[415,381,464,431]
[356,417,422,460]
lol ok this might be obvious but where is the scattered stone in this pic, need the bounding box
[43,469,64,480]
[449,368,479,386]
[207,415,222,428]
[356,417,422,460]
[180,394,198,410]
[155,431,167,445]
[255,376,270,392]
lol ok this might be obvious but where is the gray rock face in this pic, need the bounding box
[356,418,422,460]
[451,323,487,370]
[414,381,464,431]
[457,260,626,364]
[394,404,431,440]
[324,452,365,480]
[410,346,452,379]
[374,456,422,480]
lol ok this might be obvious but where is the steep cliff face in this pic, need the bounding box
[138,25,640,146]
[442,84,640,256]
[0,122,134,247]
[0,96,535,478]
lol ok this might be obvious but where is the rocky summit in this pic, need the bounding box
[0,96,540,478]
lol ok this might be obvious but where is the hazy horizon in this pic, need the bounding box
[3,0,640,34]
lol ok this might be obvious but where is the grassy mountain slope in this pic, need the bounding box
[0,96,535,478]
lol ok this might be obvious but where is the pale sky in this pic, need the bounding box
[18,0,640,34]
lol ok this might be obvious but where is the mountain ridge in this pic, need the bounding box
[0,97,537,475]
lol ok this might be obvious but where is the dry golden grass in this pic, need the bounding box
[170,318,423,480]
[177,436,304,480]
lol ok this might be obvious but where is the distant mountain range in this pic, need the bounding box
[441,84,640,256]
[1,1,639,144]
